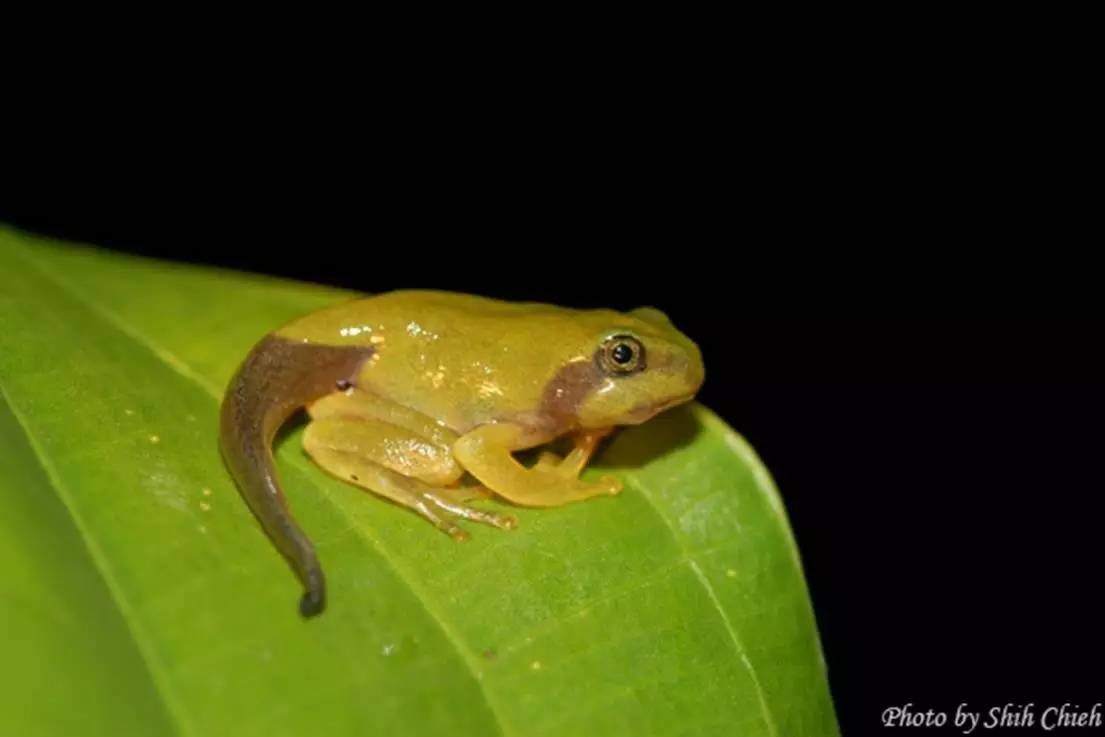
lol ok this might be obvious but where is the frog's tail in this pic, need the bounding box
[219,334,374,618]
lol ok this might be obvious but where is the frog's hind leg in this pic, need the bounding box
[429,483,494,504]
[304,401,516,537]
[304,445,516,540]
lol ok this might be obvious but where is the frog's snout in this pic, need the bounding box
[669,346,705,399]
[685,355,705,396]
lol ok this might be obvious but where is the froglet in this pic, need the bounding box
[220,290,704,616]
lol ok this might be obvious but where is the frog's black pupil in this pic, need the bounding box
[611,343,634,364]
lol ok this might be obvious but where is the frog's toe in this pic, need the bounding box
[437,519,471,542]
[459,505,517,531]
[422,491,518,533]
[570,475,622,499]
[599,475,624,495]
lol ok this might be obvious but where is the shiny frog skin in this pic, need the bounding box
[220,290,705,616]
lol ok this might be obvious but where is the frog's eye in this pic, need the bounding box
[599,334,646,375]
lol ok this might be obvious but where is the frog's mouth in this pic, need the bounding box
[623,392,696,425]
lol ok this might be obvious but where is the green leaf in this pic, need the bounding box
[0,225,838,737]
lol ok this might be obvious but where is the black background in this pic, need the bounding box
[2,71,1100,734]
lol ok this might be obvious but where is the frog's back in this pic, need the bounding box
[275,290,606,431]
[277,290,566,344]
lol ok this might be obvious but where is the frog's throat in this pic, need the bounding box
[624,391,697,425]
[220,335,375,618]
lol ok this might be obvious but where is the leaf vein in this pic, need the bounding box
[622,465,781,737]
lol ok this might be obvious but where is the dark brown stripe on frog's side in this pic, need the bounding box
[539,352,605,430]
[219,335,375,617]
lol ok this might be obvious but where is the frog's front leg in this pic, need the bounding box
[453,423,623,507]
[533,428,614,479]
[304,392,516,538]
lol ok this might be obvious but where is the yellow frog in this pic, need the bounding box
[220,290,704,616]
